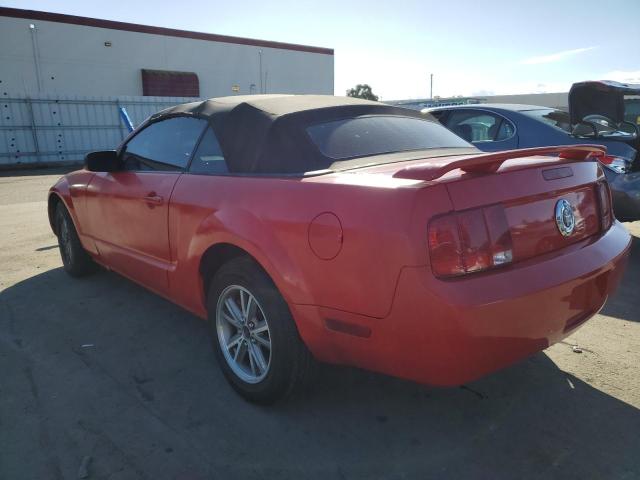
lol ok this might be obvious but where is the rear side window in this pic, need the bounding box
[306,115,470,160]
[496,120,515,140]
[123,117,207,171]
[444,110,515,143]
[189,127,229,174]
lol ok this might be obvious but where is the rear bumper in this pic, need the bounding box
[292,221,631,386]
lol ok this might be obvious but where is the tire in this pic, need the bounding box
[55,203,97,277]
[207,256,313,404]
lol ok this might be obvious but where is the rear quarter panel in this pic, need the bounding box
[168,173,452,319]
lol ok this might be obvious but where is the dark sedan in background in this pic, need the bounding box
[424,104,640,221]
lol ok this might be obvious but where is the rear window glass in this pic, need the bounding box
[521,109,571,133]
[306,115,471,160]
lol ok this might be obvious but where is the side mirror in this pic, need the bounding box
[85,150,119,172]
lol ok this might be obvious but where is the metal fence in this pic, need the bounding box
[0,93,202,168]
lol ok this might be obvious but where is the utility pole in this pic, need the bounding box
[258,50,263,94]
[430,73,433,100]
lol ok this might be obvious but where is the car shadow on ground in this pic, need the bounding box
[600,235,640,322]
[1,267,639,480]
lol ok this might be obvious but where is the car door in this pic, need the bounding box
[443,109,518,151]
[85,116,208,294]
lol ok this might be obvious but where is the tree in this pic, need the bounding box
[346,84,379,101]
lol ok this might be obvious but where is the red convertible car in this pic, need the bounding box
[48,95,631,403]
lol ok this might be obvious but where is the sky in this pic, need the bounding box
[3,0,640,100]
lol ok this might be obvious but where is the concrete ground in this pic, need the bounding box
[1,169,639,480]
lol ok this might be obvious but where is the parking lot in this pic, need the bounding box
[1,169,639,480]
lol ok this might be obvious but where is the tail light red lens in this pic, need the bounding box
[596,181,613,231]
[599,155,629,173]
[428,215,465,277]
[428,205,513,278]
[457,210,491,272]
[482,205,514,266]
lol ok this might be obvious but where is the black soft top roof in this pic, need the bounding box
[152,94,384,119]
[147,95,432,174]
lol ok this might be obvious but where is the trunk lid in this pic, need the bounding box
[444,161,602,262]
[393,146,607,266]
[447,153,602,261]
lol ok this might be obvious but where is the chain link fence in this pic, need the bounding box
[0,93,202,168]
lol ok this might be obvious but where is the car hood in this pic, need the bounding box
[569,80,640,124]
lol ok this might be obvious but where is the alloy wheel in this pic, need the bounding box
[215,285,272,383]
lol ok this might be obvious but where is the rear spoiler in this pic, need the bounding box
[393,145,606,181]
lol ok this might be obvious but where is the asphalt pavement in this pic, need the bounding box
[1,169,639,480]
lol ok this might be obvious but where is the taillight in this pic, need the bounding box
[428,205,513,278]
[596,181,613,231]
[599,155,628,173]
[428,215,464,277]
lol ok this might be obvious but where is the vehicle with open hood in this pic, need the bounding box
[569,80,640,148]
[48,95,630,403]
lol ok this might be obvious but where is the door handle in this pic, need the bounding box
[143,193,164,205]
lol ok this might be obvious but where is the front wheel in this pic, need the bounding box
[207,257,313,404]
[55,203,96,277]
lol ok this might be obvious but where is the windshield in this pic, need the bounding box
[520,108,572,133]
[306,115,471,161]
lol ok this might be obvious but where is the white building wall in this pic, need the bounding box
[482,92,568,110]
[0,15,334,98]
